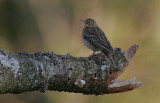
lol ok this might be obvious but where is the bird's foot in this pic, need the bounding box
[88,51,96,58]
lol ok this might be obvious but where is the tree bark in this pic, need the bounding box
[0,44,141,95]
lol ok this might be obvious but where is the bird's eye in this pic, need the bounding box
[88,21,90,23]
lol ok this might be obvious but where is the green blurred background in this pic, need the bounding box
[0,0,160,103]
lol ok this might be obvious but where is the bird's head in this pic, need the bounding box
[81,18,97,27]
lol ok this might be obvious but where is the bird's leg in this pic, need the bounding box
[92,51,95,56]
[88,51,95,58]
[98,51,103,59]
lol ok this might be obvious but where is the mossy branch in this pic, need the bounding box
[0,44,141,95]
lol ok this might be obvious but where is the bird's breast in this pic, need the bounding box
[81,33,98,51]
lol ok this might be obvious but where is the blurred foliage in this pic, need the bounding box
[0,0,160,103]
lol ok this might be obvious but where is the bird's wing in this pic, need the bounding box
[83,33,113,53]
[98,28,113,51]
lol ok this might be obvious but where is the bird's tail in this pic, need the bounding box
[102,50,115,69]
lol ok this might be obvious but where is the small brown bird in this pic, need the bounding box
[81,18,115,67]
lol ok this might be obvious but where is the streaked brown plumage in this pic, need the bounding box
[81,18,115,67]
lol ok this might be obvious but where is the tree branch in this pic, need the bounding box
[0,44,141,95]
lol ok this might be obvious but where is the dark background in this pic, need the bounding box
[0,0,160,103]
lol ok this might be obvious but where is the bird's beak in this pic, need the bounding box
[80,19,85,22]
